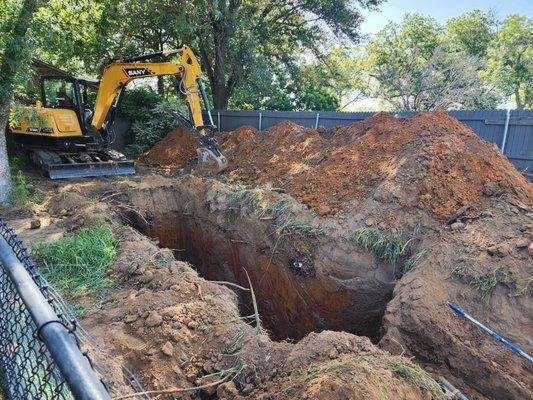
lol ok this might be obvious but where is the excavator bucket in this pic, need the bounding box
[30,149,135,180]
[197,147,228,174]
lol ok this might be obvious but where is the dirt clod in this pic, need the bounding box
[145,310,163,327]
[30,218,41,229]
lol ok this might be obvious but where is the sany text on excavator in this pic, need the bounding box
[9,45,227,179]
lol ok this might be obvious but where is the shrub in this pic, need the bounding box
[119,87,161,121]
[120,87,189,155]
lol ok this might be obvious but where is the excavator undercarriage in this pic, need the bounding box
[28,148,135,180]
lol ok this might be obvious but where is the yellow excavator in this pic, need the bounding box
[9,45,227,179]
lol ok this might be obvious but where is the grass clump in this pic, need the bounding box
[283,359,346,394]
[32,225,117,315]
[6,155,43,208]
[451,266,506,302]
[228,185,263,216]
[302,360,346,381]
[470,271,503,297]
[347,227,423,274]
[388,360,444,399]
[266,199,324,237]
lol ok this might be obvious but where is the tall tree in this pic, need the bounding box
[0,0,49,203]
[29,0,383,108]
[229,46,370,111]
[366,13,500,111]
[445,9,497,58]
[31,0,117,75]
[484,15,532,109]
[182,0,383,108]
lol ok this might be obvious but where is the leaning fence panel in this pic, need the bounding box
[0,219,111,400]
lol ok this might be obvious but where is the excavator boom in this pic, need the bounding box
[92,46,227,173]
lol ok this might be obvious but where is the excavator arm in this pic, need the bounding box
[91,45,227,172]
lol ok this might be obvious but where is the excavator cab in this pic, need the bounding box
[41,76,98,124]
[10,75,135,179]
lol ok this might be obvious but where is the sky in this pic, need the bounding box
[360,0,533,36]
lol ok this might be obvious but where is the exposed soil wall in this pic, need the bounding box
[12,110,531,400]
[124,177,397,341]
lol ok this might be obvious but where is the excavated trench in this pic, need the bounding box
[123,177,397,342]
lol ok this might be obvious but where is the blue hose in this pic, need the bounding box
[448,301,532,363]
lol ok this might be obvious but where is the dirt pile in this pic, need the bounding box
[139,126,199,167]
[218,111,532,218]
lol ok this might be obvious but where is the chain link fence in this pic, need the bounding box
[0,219,112,399]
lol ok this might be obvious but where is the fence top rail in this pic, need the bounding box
[204,109,524,122]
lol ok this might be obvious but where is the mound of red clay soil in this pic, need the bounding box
[218,111,532,218]
[139,125,199,167]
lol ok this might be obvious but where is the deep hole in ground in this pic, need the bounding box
[122,182,397,343]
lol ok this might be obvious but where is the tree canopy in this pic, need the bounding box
[484,15,532,109]
[365,12,506,111]
[4,2,533,113]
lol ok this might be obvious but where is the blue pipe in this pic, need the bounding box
[447,301,532,363]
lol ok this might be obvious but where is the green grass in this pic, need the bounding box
[227,186,323,237]
[5,155,43,208]
[302,360,346,381]
[470,269,506,303]
[227,185,263,215]
[451,266,506,302]
[32,225,117,315]
[282,360,346,394]
[388,360,444,399]
[266,199,324,237]
[347,227,424,274]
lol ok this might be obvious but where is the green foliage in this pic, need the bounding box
[5,155,43,208]
[230,46,369,111]
[445,9,497,57]
[32,225,117,315]
[366,12,501,110]
[120,87,185,155]
[31,0,117,75]
[119,87,162,121]
[347,226,423,274]
[484,15,532,109]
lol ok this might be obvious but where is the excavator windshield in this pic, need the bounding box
[42,77,77,109]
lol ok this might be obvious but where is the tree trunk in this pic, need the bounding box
[212,83,229,109]
[157,77,165,97]
[0,0,46,203]
[0,111,11,204]
[515,87,523,109]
